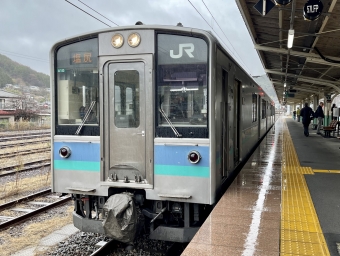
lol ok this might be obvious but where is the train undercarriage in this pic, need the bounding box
[71,189,212,244]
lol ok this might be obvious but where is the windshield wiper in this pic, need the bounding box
[75,101,96,135]
[159,107,182,137]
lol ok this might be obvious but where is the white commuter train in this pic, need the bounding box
[51,23,275,243]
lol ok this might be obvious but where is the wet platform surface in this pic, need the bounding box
[182,117,336,256]
[183,118,283,255]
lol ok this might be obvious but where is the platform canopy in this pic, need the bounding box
[236,0,340,105]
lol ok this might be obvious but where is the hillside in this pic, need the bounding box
[0,54,49,88]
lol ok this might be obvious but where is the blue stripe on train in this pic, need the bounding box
[54,142,100,162]
[154,145,209,167]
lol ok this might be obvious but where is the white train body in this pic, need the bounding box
[50,24,274,243]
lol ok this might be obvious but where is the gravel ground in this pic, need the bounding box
[46,231,184,256]
[0,202,72,245]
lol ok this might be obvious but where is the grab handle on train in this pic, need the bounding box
[136,131,145,136]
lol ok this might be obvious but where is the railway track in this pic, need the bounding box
[0,189,70,230]
[90,240,118,256]
[0,138,50,149]
[0,131,50,143]
[0,160,50,177]
[0,147,50,159]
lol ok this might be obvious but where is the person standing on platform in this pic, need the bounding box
[300,103,314,137]
[296,107,301,122]
[293,110,296,120]
[314,102,324,135]
[331,103,336,120]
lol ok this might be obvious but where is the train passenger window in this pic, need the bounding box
[262,99,266,119]
[56,38,99,127]
[113,70,140,128]
[252,94,257,122]
[156,34,208,138]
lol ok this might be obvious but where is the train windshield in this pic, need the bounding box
[56,38,99,126]
[156,34,208,138]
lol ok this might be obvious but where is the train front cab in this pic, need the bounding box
[51,28,221,243]
[51,27,275,243]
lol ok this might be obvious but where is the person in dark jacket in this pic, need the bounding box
[331,103,336,120]
[314,102,324,134]
[300,102,314,137]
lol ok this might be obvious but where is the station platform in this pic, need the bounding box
[182,116,340,256]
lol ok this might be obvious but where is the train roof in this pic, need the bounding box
[50,23,273,103]
[52,24,217,47]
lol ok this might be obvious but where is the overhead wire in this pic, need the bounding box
[65,0,111,27]
[78,0,119,26]
[0,50,48,63]
[201,0,251,73]
[187,1,232,54]
[187,0,251,74]
[187,0,211,27]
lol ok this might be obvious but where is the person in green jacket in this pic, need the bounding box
[296,107,301,122]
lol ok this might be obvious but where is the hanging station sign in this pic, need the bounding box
[303,0,323,21]
[273,0,292,6]
[253,0,275,16]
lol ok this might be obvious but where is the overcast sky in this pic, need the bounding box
[0,0,264,74]
[0,0,278,101]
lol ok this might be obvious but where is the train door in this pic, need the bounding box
[258,95,261,139]
[265,101,268,130]
[233,79,241,165]
[106,62,147,181]
[222,70,228,177]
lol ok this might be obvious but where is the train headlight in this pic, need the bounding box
[188,150,201,164]
[59,146,71,158]
[111,34,124,48]
[127,33,141,47]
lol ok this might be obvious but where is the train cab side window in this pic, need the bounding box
[56,38,99,128]
[156,34,208,138]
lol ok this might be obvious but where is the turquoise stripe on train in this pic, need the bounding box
[155,165,209,177]
[54,160,100,172]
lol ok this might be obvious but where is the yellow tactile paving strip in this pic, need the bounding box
[281,120,330,255]
[314,169,340,174]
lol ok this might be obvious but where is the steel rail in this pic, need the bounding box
[0,195,71,230]
[0,189,52,211]
[0,132,50,142]
[0,147,50,159]
[0,159,50,172]
[0,136,51,147]
[89,239,117,256]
